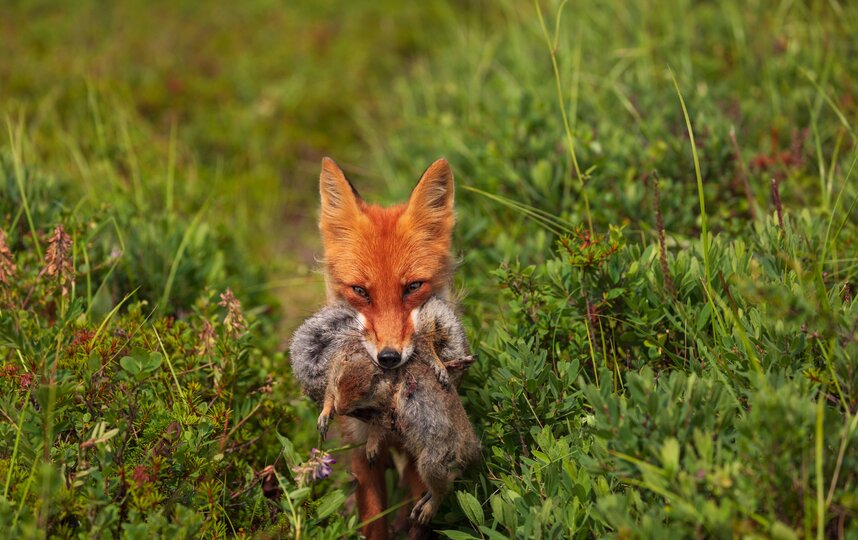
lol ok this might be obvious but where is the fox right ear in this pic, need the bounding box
[320,157,363,221]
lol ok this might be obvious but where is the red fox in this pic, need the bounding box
[318,157,457,538]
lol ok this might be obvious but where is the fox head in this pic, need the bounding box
[319,157,455,369]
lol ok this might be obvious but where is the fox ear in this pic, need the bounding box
[406,159,455,227]
[320,157,363,224]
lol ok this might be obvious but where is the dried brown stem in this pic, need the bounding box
[771,177,784,232]
[651,171,674,297]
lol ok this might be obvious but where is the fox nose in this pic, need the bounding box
[377,348,402,368]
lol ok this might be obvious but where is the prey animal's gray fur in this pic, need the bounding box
[288,304,364,406]
[289,297,472,401]
[289,296,480,524]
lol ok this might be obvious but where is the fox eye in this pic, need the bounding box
[351,285,370,301]
[404,281,423,296]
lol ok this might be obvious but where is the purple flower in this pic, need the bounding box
[292,448,337,486]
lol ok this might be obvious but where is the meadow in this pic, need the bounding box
[1,0,857,538]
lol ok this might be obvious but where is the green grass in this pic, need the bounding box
[1,0,857,537]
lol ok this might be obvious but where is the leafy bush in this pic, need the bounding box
[447,214,857,538]
[1,73,373,534]
[361,1,858,537]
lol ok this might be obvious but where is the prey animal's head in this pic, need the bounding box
[332,352,385,416]
[319,157,455,369]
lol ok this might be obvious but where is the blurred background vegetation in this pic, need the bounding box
[1,0,857,537]
[0,0,497,328]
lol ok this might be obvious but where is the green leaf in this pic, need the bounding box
[770,521,798,540]
[274,431,300,464]
[479,525,511,540]
[315,489,346,520]
[695,303,711,332]
[439,531,480,540]
[605,287,625,300]
[141,352,163,372]
[456,491,485,526]
[119,356,140,375]
[87,351,101,372]
[287,487,311,504]
[661,437,680,477]
[489,493,516,531]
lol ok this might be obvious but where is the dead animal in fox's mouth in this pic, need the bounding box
[289,293,471,407]
[289,296,481,524]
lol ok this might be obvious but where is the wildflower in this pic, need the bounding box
[291,448,336,486]
[196,319,216,355]
[19,372,34,390]
[218,288,247,337]
[132,464,151,487]
[0,229,15,285]
[41,225,74,298]
[0,363,18,381]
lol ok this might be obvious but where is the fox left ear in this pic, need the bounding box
[320,157,365,240]
[320,157,363,213]
[406,158,455,219]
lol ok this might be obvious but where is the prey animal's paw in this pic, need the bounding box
[416,500,438,525]
[445,355,475,371]
[366,432,381,467]
[410,492,431,521]
[410,492,437,525]
[366,443,380,467]
[317,412,331,439]
[434,363,450,389]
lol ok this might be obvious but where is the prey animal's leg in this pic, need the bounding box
[318,350,349,439]
[410,462,451,525]
[317,392,334,439]
[444,355,475,371]
[426,338,450,388]
[317,355,343,439]
[365,420,385,467]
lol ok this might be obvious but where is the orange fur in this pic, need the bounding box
[351,447,390,540]
[319,157,456,538]
[319,157,455,357]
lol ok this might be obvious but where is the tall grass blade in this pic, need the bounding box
[533,0,593,234]
[815,394,825,540]
[152,326,186,403]
[92,286,141,345]
[3,390,31,499]
[6,117,42,259]
[463,185,573,237]
[160,205,207,313]
[669,68,710,284]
